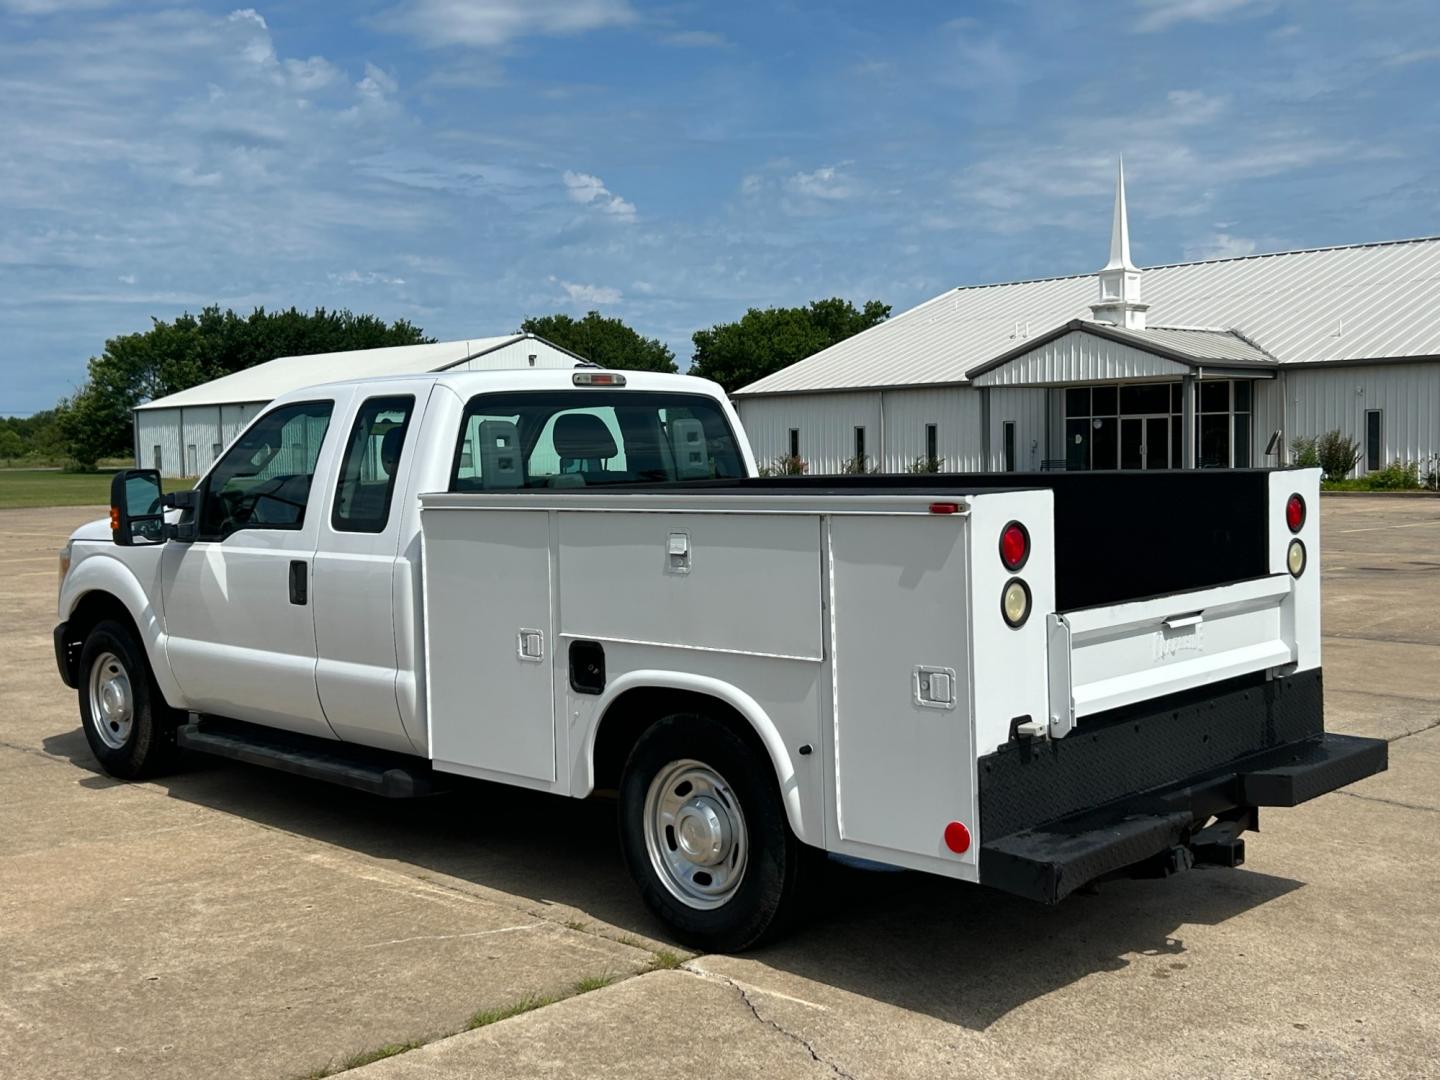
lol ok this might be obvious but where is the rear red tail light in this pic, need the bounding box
[999,521,1030,571]
[1285,493,1306,533]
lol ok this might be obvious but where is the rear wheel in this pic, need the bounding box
[78,620,181,780]
[618,713,814,952]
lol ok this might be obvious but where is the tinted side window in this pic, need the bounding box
[332,396,414,533]
[199,400,333,540]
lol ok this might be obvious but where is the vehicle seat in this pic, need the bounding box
[380,426,406,478]
[552,414,618,480]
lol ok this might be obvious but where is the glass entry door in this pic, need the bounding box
[1120,415,1170,470]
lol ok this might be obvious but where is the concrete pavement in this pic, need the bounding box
[2,498,1438,1079]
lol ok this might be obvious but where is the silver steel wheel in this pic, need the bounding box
[88,651,134,750]
[643,758,749,910]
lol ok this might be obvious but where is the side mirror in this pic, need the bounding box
[109,470,167,546]
[164,488,200,543]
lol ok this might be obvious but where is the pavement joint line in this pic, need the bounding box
[1382,716,1440,743]
[1324,634,1440,650]
[1335,520,1440,534]
[681,963,853,1080]
[362,923,546,949]
[1338,790,1440,815]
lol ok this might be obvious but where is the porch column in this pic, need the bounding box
[1181,372,1198,469]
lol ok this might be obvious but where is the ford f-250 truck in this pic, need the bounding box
[55,367,1387,950]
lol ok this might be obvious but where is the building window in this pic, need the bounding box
[1366,410,1382,472]
[212,442,222,461]
[1002,421,1016,472]
[854,426,865,462]
[925,423,938,466]
[788,427,800,459]
[152,445,162,472]
[1063,379,1253,470]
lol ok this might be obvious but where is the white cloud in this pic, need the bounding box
[332,270,408,287]
[1135,0,1273,33]
[562,170,636,220]
[1386,47,1440,67]
[785,165,858,201]
[375,0,635,47]
[1183,232,1258,260]
[0,0,114,12]
[553,277,622,304]
[661,30,728,48]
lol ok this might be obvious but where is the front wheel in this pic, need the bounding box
[618,713,814,952]
[78,619,181,780]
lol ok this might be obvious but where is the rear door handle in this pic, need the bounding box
[289,560,308,605]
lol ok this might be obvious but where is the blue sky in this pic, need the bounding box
[3,0,1439,414]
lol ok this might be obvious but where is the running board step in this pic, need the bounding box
[177,721,445,798]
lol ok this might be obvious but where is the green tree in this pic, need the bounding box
[689,298,890,393]
[56,306,431,466]
[0,428,24,460]
[520,311,677,373]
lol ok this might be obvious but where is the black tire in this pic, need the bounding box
[77,619,182,780]
[618,713,816,952]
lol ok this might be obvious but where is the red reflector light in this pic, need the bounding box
[929,502,960,515]
[943,821,971,854]
[999,521,1030,571]
[1285,493,1306,533]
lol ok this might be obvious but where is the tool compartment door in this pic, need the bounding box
[828,513,976,871]
[422,508,556,783]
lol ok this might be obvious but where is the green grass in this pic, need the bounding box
[572,972,617,993]
[466,992,560,1030]
[646,949,687,971]
[298,1039,424,1079]
[0,468,118,509]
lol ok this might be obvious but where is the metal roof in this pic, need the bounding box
[736,236,1440,395]
[135,335,576,410]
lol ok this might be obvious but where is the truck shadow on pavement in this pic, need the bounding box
[44,727,1302,1031]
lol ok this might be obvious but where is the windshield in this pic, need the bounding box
[450,390,744,491]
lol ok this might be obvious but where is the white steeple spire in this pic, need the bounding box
[1103,156,1136,271]
[1091,156,1148,329]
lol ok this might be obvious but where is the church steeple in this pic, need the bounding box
[1091,157,1148,330]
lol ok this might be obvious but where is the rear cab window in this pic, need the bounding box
[450,391,744,491]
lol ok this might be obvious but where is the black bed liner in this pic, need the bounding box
[582,469,1282,611]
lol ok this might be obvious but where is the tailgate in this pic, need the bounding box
[1047,574,1295,737]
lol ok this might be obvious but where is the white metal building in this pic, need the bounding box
[735,164,1440,479]
[134,333,588,477]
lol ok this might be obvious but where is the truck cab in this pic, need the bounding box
[55,367,1386,951]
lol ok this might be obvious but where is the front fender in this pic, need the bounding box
[60,548,184,709]
[580,670,815,846]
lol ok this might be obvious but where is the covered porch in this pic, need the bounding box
[968,320,1279,471]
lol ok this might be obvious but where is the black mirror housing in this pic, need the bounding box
[109,470,167,546]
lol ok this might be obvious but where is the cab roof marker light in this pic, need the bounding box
[573,372,626,387]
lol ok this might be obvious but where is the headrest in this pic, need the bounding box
[553,414,617,459]
[380,426,406,473]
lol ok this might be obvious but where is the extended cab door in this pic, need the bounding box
[160,396,343,737]
[311,384,434,753]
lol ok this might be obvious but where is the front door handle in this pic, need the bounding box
[289,560,308,605]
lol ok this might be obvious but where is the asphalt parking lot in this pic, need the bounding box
[3,497,1438,1080]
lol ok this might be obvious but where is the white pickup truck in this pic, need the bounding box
[55,367,1386,950]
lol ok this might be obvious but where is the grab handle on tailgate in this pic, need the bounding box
[1163,612,1204,630]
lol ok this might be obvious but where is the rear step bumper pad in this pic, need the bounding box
[177,722,444,798]
[980,732,1387,904]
